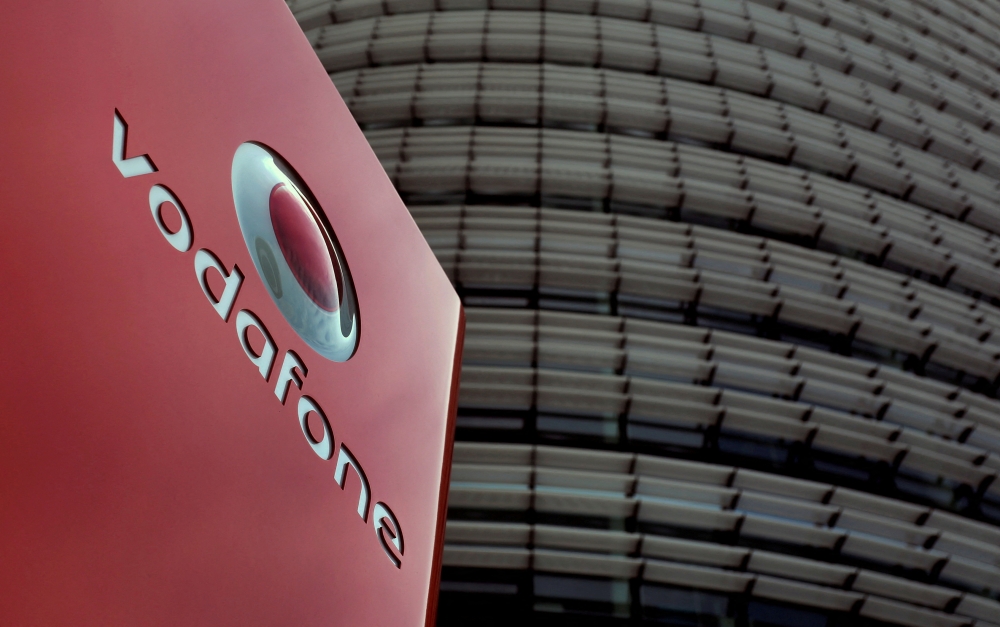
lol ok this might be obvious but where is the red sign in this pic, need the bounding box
[0,1,464,625]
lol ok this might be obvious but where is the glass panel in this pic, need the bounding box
[535,575,629,604]
[747,601,828,627]
[639,585,734,625]
[628,423,706,449]
[538,414,620,440]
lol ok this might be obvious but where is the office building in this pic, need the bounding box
[290,0,1000,623]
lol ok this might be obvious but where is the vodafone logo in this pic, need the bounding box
[232,143,358,362]
[113,110,403,568]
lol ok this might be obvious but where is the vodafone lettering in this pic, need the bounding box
[113,109,404,569]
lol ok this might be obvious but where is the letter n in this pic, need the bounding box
[334,444,371,522]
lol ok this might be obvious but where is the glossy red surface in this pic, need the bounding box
[0,1,463,626]
[270,182,341,311]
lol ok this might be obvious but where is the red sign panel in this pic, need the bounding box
[0,1,464,625]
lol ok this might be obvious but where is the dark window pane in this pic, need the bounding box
[747,601,828,627]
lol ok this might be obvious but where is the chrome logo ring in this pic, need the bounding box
[232,142,358,361]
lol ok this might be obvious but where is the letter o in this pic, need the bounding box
[149,184,192,252]
[298,395,334,460]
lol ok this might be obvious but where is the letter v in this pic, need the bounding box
[113,110,156,178]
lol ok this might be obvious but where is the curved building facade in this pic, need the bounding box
[289,0,1000,624]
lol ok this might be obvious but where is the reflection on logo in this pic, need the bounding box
[255,237,283,298]
[232,143,359,361]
